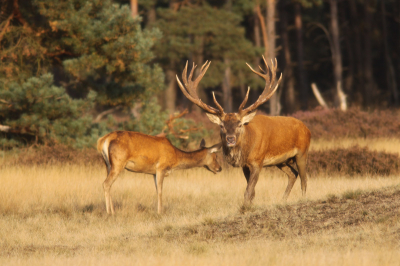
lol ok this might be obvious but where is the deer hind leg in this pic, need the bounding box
[295,153,308,197]
[277,163,298,201]
[243,165,261,205]
[103,163,124,215]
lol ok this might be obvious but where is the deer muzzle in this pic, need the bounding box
[226,136,236,146]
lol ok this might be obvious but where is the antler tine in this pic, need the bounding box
[212,91,225,114]
[193,61,211,88]
[188,62,196,87]
[241,57,282,115]
[200,60,209,72]
[182,61,189,87]
[238,87,250,112]
[176,61,223,115]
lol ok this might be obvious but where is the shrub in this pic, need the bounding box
[3,144,102,167]
[123,98,210,149]
[308,146,400,177]
[292,107,400,139]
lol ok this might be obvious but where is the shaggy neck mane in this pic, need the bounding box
[223,142,245,167]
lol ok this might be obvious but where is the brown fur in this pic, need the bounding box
[176,58,310,204]
[216,114,311,203]
[97,131,222,214]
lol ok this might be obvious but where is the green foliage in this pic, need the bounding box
[0,74,108,149]
[34,0,164,106]
[0,0,166,149]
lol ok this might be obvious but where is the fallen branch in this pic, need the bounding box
[0,124,10,132]
[311,83,329,109]
[336,81,347,111]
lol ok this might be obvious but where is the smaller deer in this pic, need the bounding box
[97,131,222,214]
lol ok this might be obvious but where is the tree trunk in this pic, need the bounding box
[294,3,308,111]
[266,0,278,115]
[252,6,262,107]
[147,4,156,26]
[280,1,296,114]
[329,0,343,107]
[222,0,233,113]
[222,58,232,112]
[130,0,138,17]
[349,0,363,104]
[363,0,375,106]
[162,1,178,113]
[381,0,398,105]
[165,69,177,113]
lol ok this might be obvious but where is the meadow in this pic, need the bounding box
[0,137,399,265]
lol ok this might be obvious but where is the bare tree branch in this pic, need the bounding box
[93,106,122,123]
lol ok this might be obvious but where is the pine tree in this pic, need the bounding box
[0,73,104,148]
[34,0,164,106]
[0,0,166,148]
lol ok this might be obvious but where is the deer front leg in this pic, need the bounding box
[243,165,261,205]
[155,170,166,214]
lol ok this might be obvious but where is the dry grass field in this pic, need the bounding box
[0,138,400,265]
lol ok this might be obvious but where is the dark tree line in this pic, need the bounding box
[135,0,400,113]
[0,0,399,148]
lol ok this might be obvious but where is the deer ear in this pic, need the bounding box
[241,111,257,125]
[200,139,206,148]
[206,113,222,125]
[209,142,222,153]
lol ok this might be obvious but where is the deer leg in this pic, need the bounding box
[243,165,261,205]
[103,164,123,215]
[277,163,298,201]
[155,170,166,214]
[242,166,251,183]
[153,174,158,193]
[295,153,308,197]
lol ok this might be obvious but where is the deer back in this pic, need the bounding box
[98,131,179,174]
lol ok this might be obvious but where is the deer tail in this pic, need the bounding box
[97,136,111,175]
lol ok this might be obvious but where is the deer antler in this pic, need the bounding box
[239,56,283,116]
[156,108,199,139]
[176,61,225,116]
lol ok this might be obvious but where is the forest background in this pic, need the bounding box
[1,0,400,150]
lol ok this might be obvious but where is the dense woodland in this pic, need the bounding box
[0,0,399,149]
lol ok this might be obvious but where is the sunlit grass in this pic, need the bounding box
[1,136,400,265]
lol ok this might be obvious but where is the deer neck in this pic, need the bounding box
[223,130,250,167]
[174,148,207,170]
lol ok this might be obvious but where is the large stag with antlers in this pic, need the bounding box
[176,57,311,204]
[97,131,222,214]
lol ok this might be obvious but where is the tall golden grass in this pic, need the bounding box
[1,159,400,265]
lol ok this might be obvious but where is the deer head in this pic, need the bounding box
[176,56,282,148]
[200,139,222,173]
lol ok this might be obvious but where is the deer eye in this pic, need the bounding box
[238,124,243,128]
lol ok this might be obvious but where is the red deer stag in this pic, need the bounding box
[97,131,222,214]
[176,57,311,204]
